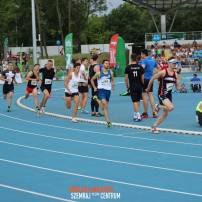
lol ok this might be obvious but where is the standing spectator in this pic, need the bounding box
[88,54,101,117]
[125,53,144,122]
[140,49,158,118]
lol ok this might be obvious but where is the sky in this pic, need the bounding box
[106,0,124,13]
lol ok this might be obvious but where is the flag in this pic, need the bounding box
[65,33,73,69]
[116,36,126,76]
[109,34,119,68]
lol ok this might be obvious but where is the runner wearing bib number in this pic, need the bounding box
[25,64,40,111]
[146,58,180,133]
[64,63,80,123]
[0,62,17,112]
[39,60,55,113]
[91,60,115,127]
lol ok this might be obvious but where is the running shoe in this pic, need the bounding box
[151,126,159,134]
[91,113,96,116]
[141,112,149,118]
[107,122,112,128]
[81,109,89,114]
[133,117,142,122]
[72,118,78,123]
[93,95,98,101]
[40,107,45,114]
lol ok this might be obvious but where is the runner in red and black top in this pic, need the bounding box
[125,53,144,122]
[39,60,55,114]
[146,58,180,133]
[25,64,40,111]
[0,62,17,112]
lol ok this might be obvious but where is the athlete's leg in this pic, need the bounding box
[32,88,39,108]
[142,92,148,114]
[152,98,174,129]
[40,89,50,108]
[7,91,13,111]
[72,95,79,119]
[24,92,29,99]
[64,96,71,109]
[100,99,110,123]
[80,92,88,111]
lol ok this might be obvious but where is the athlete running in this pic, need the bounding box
[64,63,80,122]
[146,58,180,133]
[25,64,40,111]
[39,60,55,114]
[91,59,114,127]
[78,58,89,114]
[1,62,17,112]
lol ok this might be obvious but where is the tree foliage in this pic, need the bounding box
[0,1,202,58]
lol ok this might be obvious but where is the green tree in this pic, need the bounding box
[104,3,155,43]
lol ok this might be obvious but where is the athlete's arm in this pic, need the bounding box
[26,71,34,81]
[124,74,129,90]
[175,73,180,91]
[141,73,144,85]
[94,65,100,73]
[0,72,6,81]
[91,72,100,91]
[146,70,165,92]
[64,74,72,93]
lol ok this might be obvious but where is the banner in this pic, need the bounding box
[65,33,73,69]
[116,36,126,76]
[109,34,119,68]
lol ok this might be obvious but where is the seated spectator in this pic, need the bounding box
[180,83,187,93]
[190,74,201,92]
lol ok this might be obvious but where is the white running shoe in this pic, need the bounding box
[72,118,78,123]
[81,109,89,114]
[40,107,45,114]
[151,126,159,134]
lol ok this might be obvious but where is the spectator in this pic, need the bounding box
[190,73,201,92]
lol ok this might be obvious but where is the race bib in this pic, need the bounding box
[72,82,78,88]
[45,79,52,85]
[166,83,174,91]
[31,80,37,86]
[101,79,110,86]
[7,77,12,84]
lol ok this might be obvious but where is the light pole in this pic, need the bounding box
[31,0,37,64]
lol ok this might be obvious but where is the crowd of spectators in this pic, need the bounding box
[147,40,202,72]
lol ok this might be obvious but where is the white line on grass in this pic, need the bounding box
[1,113,202,147]
[0,184,76,202]
[0,158,202,198]
[0,139,202,176]
[0,126,202,160]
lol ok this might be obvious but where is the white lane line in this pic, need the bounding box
[16,96,202,135]
[1,113,202,147]
[0,139,202,176]
[0,184,76,202]
[0,126,202,160]
[0,158,202,198]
